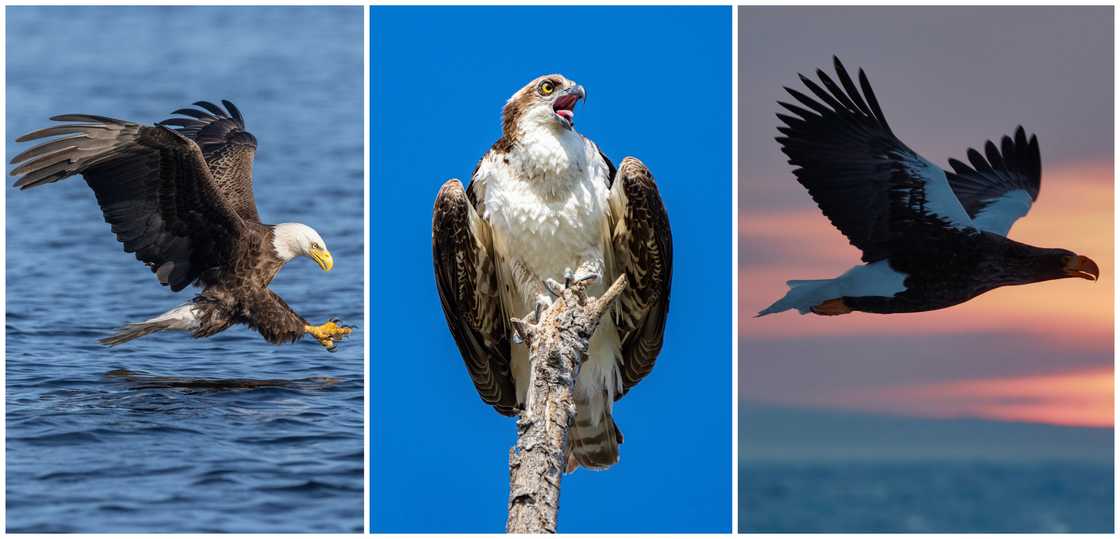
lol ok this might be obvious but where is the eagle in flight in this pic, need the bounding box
[432,75,673,471]
[10,100,353,351]
[760,57,1099,317]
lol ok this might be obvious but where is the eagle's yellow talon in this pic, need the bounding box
[305,320,352,350]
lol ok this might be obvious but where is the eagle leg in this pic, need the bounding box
[305,318,354,352]
[810,298,852,316]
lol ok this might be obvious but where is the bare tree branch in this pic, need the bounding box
[505,273,628,533]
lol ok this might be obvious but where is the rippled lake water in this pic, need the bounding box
[6,6,364,532]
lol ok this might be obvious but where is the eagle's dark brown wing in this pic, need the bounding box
[159,100,260,222]
[606,156,673,398]
[10,115,245,291]
[776,56,974,263]
[432,179,518,415]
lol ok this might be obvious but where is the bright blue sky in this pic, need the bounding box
[371,6,731,533]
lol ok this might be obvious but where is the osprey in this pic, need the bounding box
[760,57,1099,317]
[10,100,353,350]
[432,75,672,471]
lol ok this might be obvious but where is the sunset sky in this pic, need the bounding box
[739,7,1113,429]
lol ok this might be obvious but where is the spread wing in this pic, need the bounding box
[945,127,1041,236]
[605,155,673,398]
[159,100,261,222]
[432,178,518,416]
[10,115,245,291]
[776,56,974,263]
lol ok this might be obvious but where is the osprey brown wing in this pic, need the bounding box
[432,179,518,415]
[10,116,245,291]
[159,100,260,222]
[606,156,673,398]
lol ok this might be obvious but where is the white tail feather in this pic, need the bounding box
[758,261,908,316]
[99,303,199,346]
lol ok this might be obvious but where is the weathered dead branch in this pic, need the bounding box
[505,273,627,533]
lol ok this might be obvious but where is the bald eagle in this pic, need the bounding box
[9,100,353,351]
[433,75,672,471]
[760,58,1099,317]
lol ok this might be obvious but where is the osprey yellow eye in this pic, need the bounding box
[539,81,555,96]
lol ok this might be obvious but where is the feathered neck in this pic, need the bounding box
[500,115,587,188]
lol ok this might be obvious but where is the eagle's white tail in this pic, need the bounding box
[757,279,836,316]
[757,261,909,316]
[99,303,199,346]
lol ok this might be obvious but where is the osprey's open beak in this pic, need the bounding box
[1064,255,1099,281]
[553,85,585,129]
[310,247,334,272]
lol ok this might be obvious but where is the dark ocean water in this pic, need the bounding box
[6,6,364,532]
[743,460,1114,533]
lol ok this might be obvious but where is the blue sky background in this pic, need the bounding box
[371,6,731,533]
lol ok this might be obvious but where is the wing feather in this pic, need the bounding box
[776,56,973,262]
[10,117,245,291]
[158,100,260,221]
[432,179,518,415]
[605,156,672,397]
[945,126,1041,236]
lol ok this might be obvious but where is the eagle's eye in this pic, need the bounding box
[538,81,556,96]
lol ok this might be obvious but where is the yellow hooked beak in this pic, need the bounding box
[310,247,334,272]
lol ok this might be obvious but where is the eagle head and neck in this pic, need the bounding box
[272,223,333,271]
[994,240,1099,286]
[498,74,589,186]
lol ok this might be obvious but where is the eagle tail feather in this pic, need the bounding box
[757,278,836,317]
[565,405,622,473]
[99,303,199,346]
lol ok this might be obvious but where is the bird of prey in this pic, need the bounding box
[10,100,353,350]
[432,75,673,471]
[760,57,1099,317]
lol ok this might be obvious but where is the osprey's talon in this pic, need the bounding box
[306,319,353,351]
[571,269,600,285]
[544,279,565,297]
[532,299,546,324]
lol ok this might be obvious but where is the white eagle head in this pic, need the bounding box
[502,74,586,139]
[272,222,333,271]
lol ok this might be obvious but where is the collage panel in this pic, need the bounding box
[739,5,1113,533]
[6,6,364,532]
[371,5,732,534]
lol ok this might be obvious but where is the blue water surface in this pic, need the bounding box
[743,460,1114,533]
[6,6,364,532]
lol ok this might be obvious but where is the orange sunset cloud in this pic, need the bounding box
[834,367,1114,428]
